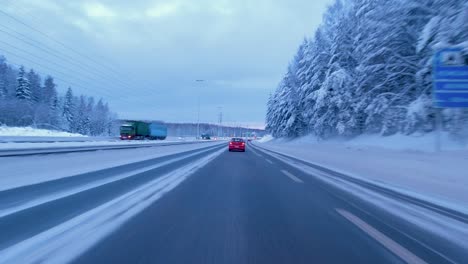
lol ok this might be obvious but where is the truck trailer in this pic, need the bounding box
[120,121,167,140]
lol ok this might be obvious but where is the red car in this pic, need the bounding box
[229,138,246,152]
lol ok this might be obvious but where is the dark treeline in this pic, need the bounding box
[0,55,116,135]
[165,122,265,138]
[266,0,468,139]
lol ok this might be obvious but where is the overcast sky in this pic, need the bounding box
[0,0,332,128]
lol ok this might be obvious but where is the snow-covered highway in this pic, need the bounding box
[0,139,214,157]
[0,141,467,263]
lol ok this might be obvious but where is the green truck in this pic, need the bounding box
[120,121,167,140]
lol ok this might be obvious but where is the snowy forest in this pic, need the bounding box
[0,55,115,136]
[266,0,468,139]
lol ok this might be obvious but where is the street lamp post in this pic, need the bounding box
[217,106,223,139]
[195,80,205,140]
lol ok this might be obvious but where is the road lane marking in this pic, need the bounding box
[250,149,263,158]
[281,170,303,183]
[336,209,427,264]
[249,148,261,156]
[265,159,274,164]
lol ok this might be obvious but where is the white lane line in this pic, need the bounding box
[252,149,266,158]
[281,170,303,183]
[336,209,427,264]
[250,149,263,158]
[265,159,274,164]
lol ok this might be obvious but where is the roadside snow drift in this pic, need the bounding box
[255,135,468,213]
[0,126,86,137]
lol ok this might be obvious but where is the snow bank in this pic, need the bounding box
[344,133,468,152]
[258,135,274,143]
[255,135,468,211]
[266,133,468,152]
[0,126,85,137]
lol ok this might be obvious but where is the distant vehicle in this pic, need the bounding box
[201,134,211,140]
[229,138,246,152]
[120,121,167,140]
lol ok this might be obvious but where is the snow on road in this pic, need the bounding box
[0,147,225,264]
[0,137,202,150]
[254,136,468,213]
[0,146,220,219]
[0,141,224,191]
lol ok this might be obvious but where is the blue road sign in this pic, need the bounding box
[433,47,468,108]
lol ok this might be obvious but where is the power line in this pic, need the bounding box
[0,5,162,97]
[0,39,131,95]
[0,48,166,112]
[0,8,126,81]
[3,0,119,66]
[6,60,115,108]
[0,3,174,116]
[0,25,152,100]
[0,48,123,101]
[0,27,163,109]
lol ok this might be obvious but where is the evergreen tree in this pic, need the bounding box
[76,95,89,135]
[27,69,42,103]
[0,54,116,133]
[63,87,75,132]
[0,56,7,98]
[16,66,31,101]
[266,0,468,140]
[43,76,57,109]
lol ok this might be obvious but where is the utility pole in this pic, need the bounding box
[217,106,223,139]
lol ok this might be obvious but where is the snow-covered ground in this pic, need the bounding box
[258,134,274,143]
[0,141,224,191]
[0,126,86,137]
[0,137,207,150]
[0,126,202,145]
[264,132,468,152]
[255,134,468,213]
[0,147,226,264]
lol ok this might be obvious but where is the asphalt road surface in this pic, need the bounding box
[72,143,463,264]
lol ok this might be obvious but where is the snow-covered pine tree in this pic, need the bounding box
[265,92,279,136]
[307,29,333,135]
[63,87,75,132]
[0,56,7,99]
[27,69,42,103]
[86,96,94,135]
[267,0,468,139]
[16,66,32,101]
[265,85,282,137]
[91,98,106,135]
[75,95,89,135]
[42,76,60,126]
[43,76,58,109]
[282,62,306,138]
